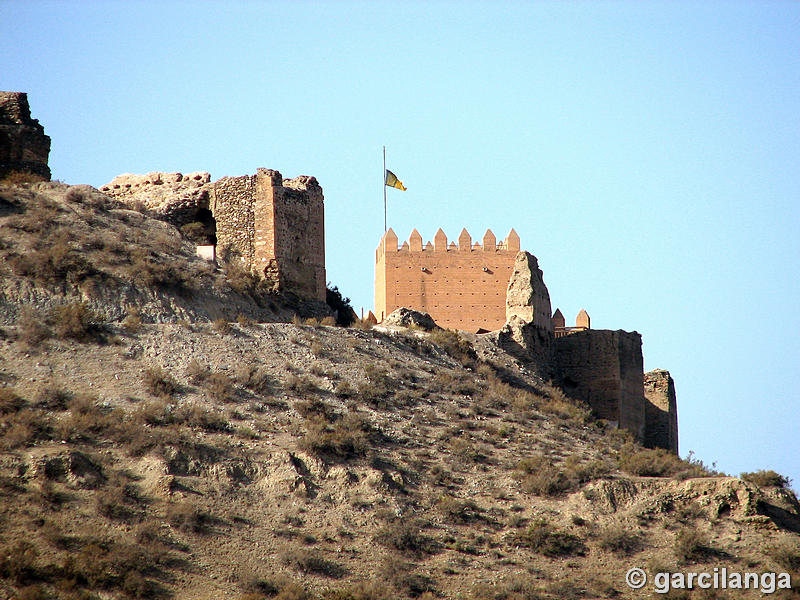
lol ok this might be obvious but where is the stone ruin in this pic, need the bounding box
[102,168,326,302]
[0,91,51,180]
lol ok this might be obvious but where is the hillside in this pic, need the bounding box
[0,181,798,600]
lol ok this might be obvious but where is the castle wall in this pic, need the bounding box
[0,91,51,180]
[554,329,646,441]
[211,169,326,301]
[375,228,520,331]
[211,174,257,265]
[644,369,679,454]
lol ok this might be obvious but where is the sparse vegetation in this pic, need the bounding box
[741,469,792,489]
[513,519,587,557]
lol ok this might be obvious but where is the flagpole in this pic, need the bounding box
[383,145,387,233]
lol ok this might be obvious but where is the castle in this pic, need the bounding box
[376,229,679,454]
[2,91,678,454]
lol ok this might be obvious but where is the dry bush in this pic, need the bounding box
[282,549,346,578]
[320,316,336,327]
[285,374,318,395]
[186,359,210,384]
[375,520,440,558]
[51,301,104,342]
[15,306,51,346]
[144,366,179,398]
[122,307,143,332]
[435,495,484,524]
[619,444,709,478]
[673,527,711,563]
[204,372,236,403]
[514,454,571,496]
[0,387,25,414]
[596,524,644,556]
[741,470,791,489]
[237,313,255,326]
[9,241,96,286]
[0,408,53,449]
[234,364,273,394]
[428,328,477,367]
[350,318,374,330]
[300,412,372,460]
[767,539,800,571]
[167,501,216,534]
[225,261,261,296]
[513,519,587,557]
[184,405,231,433]
[213,318,232,334]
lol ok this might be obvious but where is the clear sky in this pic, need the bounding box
[3,1,798,488]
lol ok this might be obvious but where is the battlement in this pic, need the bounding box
[379,227,520,254]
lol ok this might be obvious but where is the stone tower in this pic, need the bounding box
[0,92,51,180]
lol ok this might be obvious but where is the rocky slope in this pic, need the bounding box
[0,182,798,600]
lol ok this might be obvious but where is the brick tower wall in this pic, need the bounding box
[554,329,646,442]
[644,369,679,454]
[375,228,520,331]
[211,169,326,301]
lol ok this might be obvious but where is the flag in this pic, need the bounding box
[385,170,406,191]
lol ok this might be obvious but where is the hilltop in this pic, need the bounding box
[0,181,798,600]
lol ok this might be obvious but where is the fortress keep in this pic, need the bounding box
[375,227,521,331]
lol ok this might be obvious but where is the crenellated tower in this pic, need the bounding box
[375,227,521,331]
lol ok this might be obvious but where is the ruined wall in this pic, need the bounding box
[375,227,520,331]
[211,174,257,265]
[644,369,679,454]
[211,169,326,301]
[554,330,646,441]
[101,171,212,229]
[0,91,51,179]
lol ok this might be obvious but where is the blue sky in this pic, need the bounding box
[3,1,798,487]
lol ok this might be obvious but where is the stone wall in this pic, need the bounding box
[101,171,212,229]
[554,329,646,441]
[644,369,679,454]
[210,168,326,301]
[375,227,520,331]
[0,91,51,179]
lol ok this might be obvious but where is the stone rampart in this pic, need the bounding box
[644,369,679,454]
[554,329,646,441]
[0,91,51,179]
[375,227,520,331]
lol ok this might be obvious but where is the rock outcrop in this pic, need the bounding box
[383,307,440,331]
[0,91,51,180]
[497,251,555,376]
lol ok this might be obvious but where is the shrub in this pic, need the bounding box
[0,387,25,414]
[213,318,232,334]
[596,524,644,556]
[619,444,709,478]
[16,306,51,346]
[0,170,46,185]
[514,454,571,496]
[741,470,791,489]
[204,372,236,403]
[283,549,346,578]
[32,384,71,410]
[144,366,179,398]
[767,539,800,571]
[186,359,210,384]
[326,285,356,326]
[167,501,216,534]
[234,365,273,394]
[375,520,440,558]
[513,519,587,557]
[674,527,711,563]
[428,329,477,367]
[300,413,371,460]
[122,307,143,332]
[51,301,104,342]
